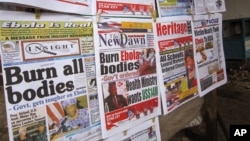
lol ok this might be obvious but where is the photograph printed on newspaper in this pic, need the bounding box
[193,13,227,97]
[154,15,198,115]
[0,10,101,141]
[94,17,161,138]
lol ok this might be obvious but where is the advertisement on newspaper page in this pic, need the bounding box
[0,11,101,141]
[193,13,227,97]
[193,0,226,15]
[95,0,155,17]
[94,18,161,138]
[156,0,193,17]
[104,117,161,141]
[154,16,198,115]
[0,0,93,15]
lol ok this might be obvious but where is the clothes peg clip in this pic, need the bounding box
[35,9,41,19]
[152,117,155,123]
[205,8,211,19]
[96,9,102,23]
[151,10,156,23]
[148,4,156,22]
[187,9,194,21]
[123,130,127,136]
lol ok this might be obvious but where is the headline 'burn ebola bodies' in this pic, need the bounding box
[100,50,140,75]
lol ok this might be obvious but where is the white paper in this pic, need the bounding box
[0,10,101,141]
[104,117,161,141]
[154,16,198,115]
[94,17,161,138]
[193,13,227,97]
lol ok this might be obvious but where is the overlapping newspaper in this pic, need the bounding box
[104,117,161,141]
[156,0,193,17]
[193,13,227,97]
[95,0,155,17]
[0,10,101,141]
[0,0,93,15]
[94,18,161,138]
[156,0,226,17]
[0,0,156,17]
[154,16,198,115]
[193,0,226,15]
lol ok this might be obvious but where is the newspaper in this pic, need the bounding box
[193,13,227,97]
[0,10,101,141]
[104,117,161,141]
[156,0,193,17]
[0,0,155,17]
[154,16,198,115]
[0,0,93,15]
[94,17,161,138]
[95,0,155,17]
[193,0,226,15]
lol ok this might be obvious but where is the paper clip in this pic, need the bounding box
[123,130,127,136]
[152,117,155,123]
[35,8,41,19]
[96,9,102,23]
[205,8,211,19]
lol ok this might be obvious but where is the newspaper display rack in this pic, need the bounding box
[0,0,229,141]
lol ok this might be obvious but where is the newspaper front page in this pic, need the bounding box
[94,18,161,138]
[104,117,161,141]
[0,0,93,15]
[193,13,227,97]
[95,0,155,17]
[193,0,226,15]
[154,16,198,115]
[0,10,101,141]
[156,0,193,17]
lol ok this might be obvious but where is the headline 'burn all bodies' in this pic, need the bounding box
[104,82,128,112]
